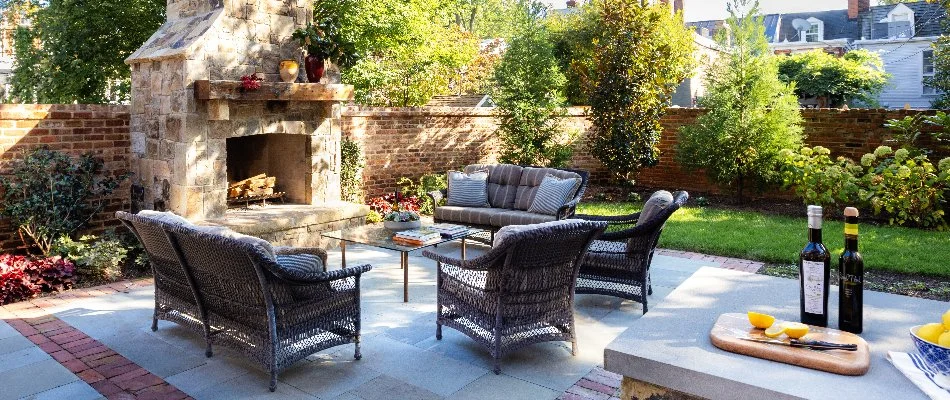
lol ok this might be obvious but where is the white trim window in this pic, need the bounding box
[923,49,937,96]
[804,18,824,43]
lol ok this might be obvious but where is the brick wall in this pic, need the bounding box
[342,107,944,199]
[0,104,132,252]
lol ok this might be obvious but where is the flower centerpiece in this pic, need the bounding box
[368,191,421,230]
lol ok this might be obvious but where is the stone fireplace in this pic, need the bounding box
[125,0,366,247]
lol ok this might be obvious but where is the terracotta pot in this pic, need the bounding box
[304,55,325,83]
[279,60,299,83]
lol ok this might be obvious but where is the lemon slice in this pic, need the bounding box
[783,323,810,339]
[748,311,776,329]
[764,325,786,338]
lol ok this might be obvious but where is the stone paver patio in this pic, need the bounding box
[0,243,760,400]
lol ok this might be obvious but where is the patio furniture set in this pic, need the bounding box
[118,163,687,390]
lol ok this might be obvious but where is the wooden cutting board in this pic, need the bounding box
[709,313,871,376]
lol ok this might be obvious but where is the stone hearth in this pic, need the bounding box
[125,0,366,246]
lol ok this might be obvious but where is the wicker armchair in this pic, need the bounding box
[422,220,606,374]
[574,191,688,314]
[117,211,372,391]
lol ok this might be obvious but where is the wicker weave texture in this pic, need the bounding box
[116,211,372,391]
[423,220,606,374]
[574,191,688,313]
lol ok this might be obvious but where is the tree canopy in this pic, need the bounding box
[10,0,165,104]
[777,49,890,108]
[677,0,803,201]
[586,0,696,180]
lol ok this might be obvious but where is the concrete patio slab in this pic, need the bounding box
[21,380,103,400]
[0,359,79,400]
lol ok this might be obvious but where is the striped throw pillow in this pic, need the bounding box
[447,171,490,207]
[275,254,325,278]
[527,174,581,216]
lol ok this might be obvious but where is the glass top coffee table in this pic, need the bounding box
[322,224,485,302]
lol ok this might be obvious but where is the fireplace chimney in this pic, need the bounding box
[566,0,577,7]
[848,0,869,20]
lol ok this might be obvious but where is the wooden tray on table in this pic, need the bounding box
[709,313,871,376]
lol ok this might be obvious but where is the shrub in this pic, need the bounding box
[776,49,889,107]
[52,232,129,282]
[0,254,75,305]
[587,0,695,181]
[396,174,447,215]
[367,192,420,215]
[677,0,802,202]
[492,15,574,168]
[366,210,383,224]
[780,145,950,228]
[778,146,862,208]
[0,147,127,255]
[341,138,364,203]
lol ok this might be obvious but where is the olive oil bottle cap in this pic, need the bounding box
[844,207,859,236]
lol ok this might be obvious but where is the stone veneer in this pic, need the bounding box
[125,0,348,221]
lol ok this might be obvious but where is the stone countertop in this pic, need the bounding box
[604,267,946,400]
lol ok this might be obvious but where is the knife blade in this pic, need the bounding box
[739,337,858,351]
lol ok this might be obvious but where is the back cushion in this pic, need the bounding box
[513,168,581,211]
[464,164,523,209]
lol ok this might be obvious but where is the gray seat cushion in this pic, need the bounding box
[513,167,582,211]
[488,210,557,228]
[434,206,506,226]
[465,164,523,209]
[637,191,674,227]
[275,254,325,280]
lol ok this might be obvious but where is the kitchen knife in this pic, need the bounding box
[739,337,858,351]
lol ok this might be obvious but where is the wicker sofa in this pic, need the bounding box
[117,211,372,391]
[428,164,589,232]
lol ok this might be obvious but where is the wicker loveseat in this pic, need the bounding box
[428,164,589,232]
[117,211,372,391]
[422,220,606,374]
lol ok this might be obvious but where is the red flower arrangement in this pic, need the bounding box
[367,192,420,215]
[240,74,263,91]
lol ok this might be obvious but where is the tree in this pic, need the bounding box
[547,1,599,105]
[777,49,890,107]
[587,0,695,181]
[492,7,574,167]
[677,0,803,202]
[10,0,164,104]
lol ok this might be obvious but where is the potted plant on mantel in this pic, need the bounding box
[291,16,353,83]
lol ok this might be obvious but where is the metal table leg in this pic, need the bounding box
[402,251,409,303]
[461,238,467,261]
[341,241,347,268]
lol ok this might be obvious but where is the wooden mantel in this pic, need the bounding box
[193,80,354,120]
[193,80,354,102]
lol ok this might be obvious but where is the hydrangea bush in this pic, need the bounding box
[780,145,950,228]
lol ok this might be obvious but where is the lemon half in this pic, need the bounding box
[748,312,776,329]
[783,323,810,339]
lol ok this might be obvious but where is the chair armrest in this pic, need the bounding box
[427,189,447,208]
[597,223,654,241]
[275,246,329,265]
[574,212,642,225]
[422,250,494,271]
[266,262,373,285]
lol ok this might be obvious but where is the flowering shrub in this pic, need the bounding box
[240,75,262,91]
[367,192,420,215]
[780,145,950,228]
[0,254,75,305]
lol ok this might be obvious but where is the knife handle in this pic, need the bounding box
[791,339,858,349]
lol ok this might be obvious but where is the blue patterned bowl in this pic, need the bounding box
[911,325,950,374]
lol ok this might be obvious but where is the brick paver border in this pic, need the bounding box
[1,278,191,400]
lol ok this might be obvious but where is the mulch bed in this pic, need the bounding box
[760,264,950,302]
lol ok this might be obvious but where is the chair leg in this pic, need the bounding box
[151,317,158,332]
[269,371,277,392]
[493,358,501,375]
[436,323,442,340]
[354,335,362,360]
[203,323,213,357]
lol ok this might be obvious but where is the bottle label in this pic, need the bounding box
[844,223,859,236]
[802,260,825,314]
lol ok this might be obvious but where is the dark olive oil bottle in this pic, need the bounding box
[838,207,864,334]
[799,205,830,327]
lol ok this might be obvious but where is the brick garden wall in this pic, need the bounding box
[342,107,944,199]
[0,104,132,252]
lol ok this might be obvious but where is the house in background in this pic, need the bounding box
[688,0,947,109]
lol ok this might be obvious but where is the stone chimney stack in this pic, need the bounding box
[848,0,870,20]
[566,0,577,8]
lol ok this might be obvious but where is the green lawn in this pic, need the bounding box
[576,202,950,277]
